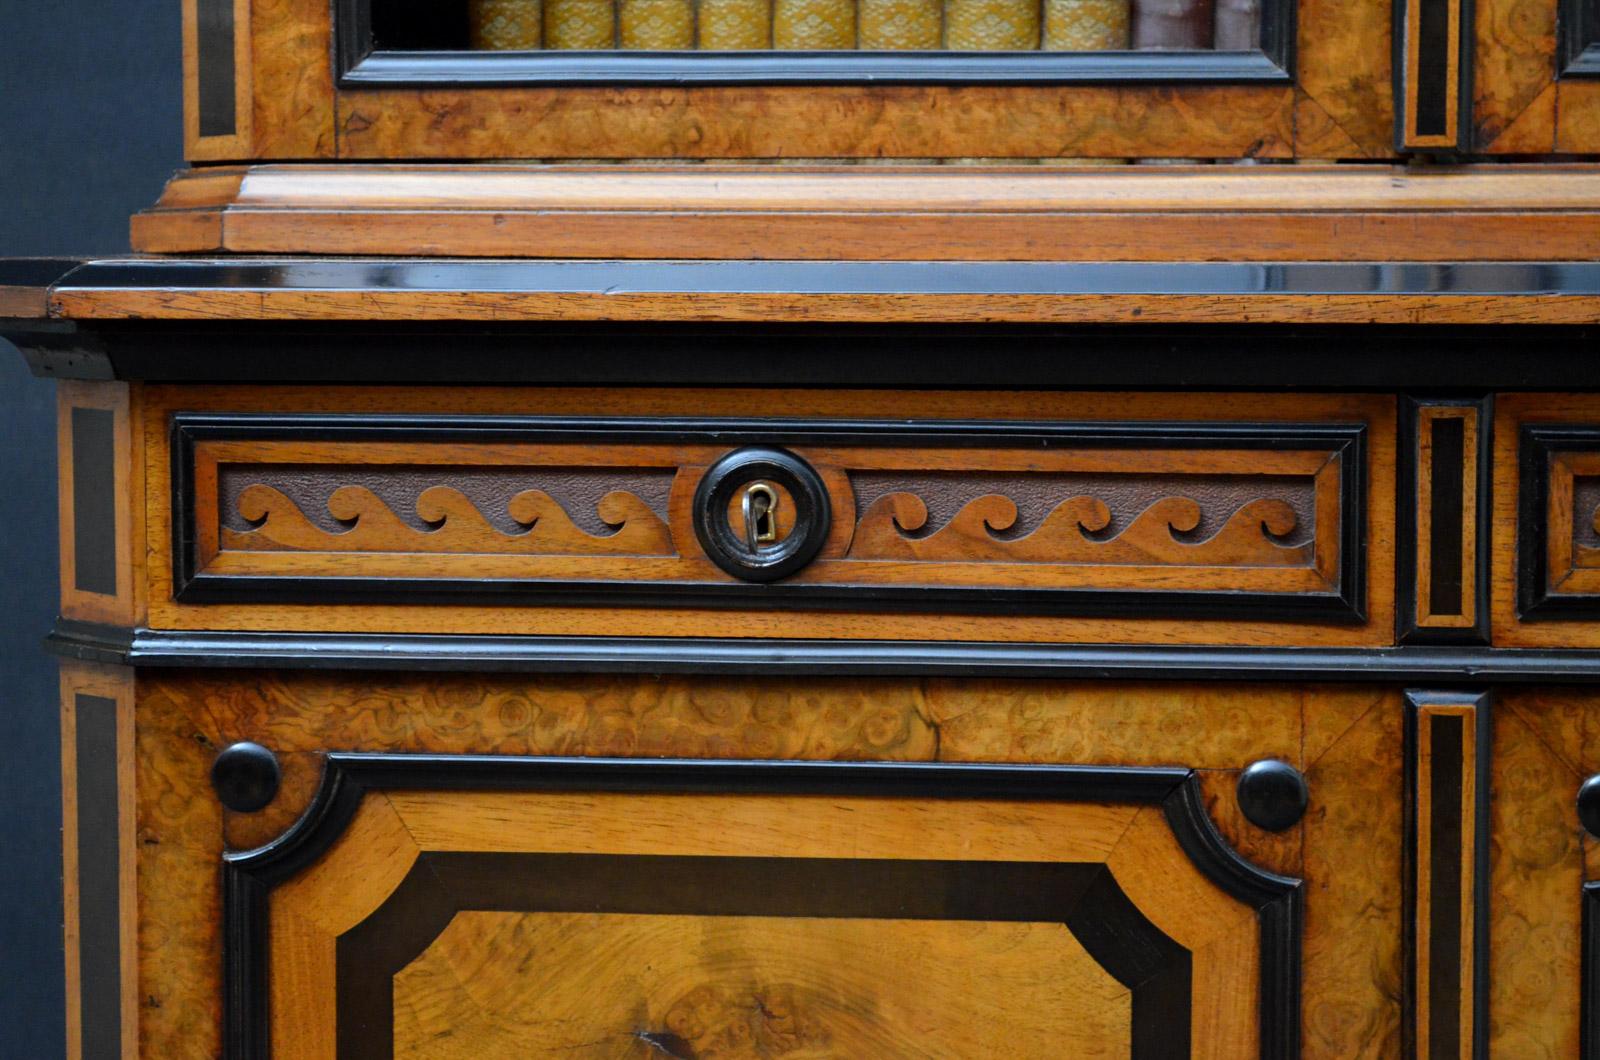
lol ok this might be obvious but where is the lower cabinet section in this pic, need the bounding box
[118,674,1399,1058]
[70,670,1598,1058]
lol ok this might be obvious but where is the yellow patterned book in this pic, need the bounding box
[945,0,1040,48]
[773,0,857,48]
[859,0,942,48]
[620,0,695,46]
[545,0,617,48]
[470,0,545,48]
[1043,0,1127,48]
[699,0,772,47]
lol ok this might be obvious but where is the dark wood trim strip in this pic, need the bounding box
[170,412,1368,624]
[195,0,237,138]
[47,620,1600,682]
[223,755,1300,1060]
[73,693,122,1060]
[50,258,1600,301]
[70,407,117,597]
[337,48,1293,87]
[12,320,1600,389]
[1584,880,1600,1059]
[1562,0,1600,75]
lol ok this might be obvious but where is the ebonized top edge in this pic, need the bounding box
[44,621,1600,683]
[45,258,1600,296]
[8,317,1600,389]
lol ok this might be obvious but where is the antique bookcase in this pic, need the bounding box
[7,0,1600,1054]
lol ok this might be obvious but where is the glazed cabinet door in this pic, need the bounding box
[183,0,1397,160]
[127,673,1412,1058]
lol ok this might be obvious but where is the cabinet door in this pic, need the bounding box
[133,674,1405,1058]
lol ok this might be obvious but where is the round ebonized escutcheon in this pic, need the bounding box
[1579,775,1600,839]
[693,446,831,582]
[1236,759,1309,832]
[211,741,281,813]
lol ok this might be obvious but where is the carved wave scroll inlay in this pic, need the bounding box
[848,492,1312,566]
[222,483,674,556]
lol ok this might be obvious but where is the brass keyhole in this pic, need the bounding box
[743,483,779,552]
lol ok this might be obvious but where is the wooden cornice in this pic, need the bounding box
[130,162,1600,262]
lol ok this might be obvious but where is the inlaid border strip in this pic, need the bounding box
[1399,397,1490,643]
[59,663,137,1060]
[1404,690,1490,1060]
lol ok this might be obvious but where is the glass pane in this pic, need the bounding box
[369,0,1260,53]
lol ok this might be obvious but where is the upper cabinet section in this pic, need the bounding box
[182,0,1396,159]
[183,0,1600,160]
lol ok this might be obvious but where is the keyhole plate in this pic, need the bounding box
[693,447,831,583]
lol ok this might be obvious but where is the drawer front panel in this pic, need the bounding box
[174,413,1364,620]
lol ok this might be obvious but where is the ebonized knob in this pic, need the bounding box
[1579,775,1600,839]
[211,741,281,813]
[693,446,831,582]
[1236,759,1309,832]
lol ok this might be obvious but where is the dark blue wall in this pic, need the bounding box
[0,2,182,1053]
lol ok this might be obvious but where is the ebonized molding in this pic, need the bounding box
[1562,0,1600,75]
[1518,424,1600,620]
[46,258,1600,301]
[48,620,1600,682]
[171,413,1368,623]
[336,48,1293,87]
[222,754,1302,1060]
[1587,881,1600,1059]
[12,319,1600,389]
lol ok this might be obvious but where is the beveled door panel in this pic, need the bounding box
[238,757,1297,1059]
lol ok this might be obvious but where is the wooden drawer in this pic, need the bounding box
[146,386,1395,647]
[124,672,1403,1058]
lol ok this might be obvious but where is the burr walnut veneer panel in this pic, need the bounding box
[134,672,1399,1059]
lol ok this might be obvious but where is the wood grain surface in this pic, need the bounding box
[131,670,1411,1058]
[1486,689,1589,1057]
[127,163,1600,261]
[141,385,1397,647]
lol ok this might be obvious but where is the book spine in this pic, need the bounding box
[1212,0,1260,49]
[772,0,857,48]
[620,0,696,46]
[699,0,773,47]
[859,0,944,48]
[1131,0,1214,47]
[545,0,617,48]
[1044,0,1129,48]
[945,0,1041,49]
[470,0,545,48]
